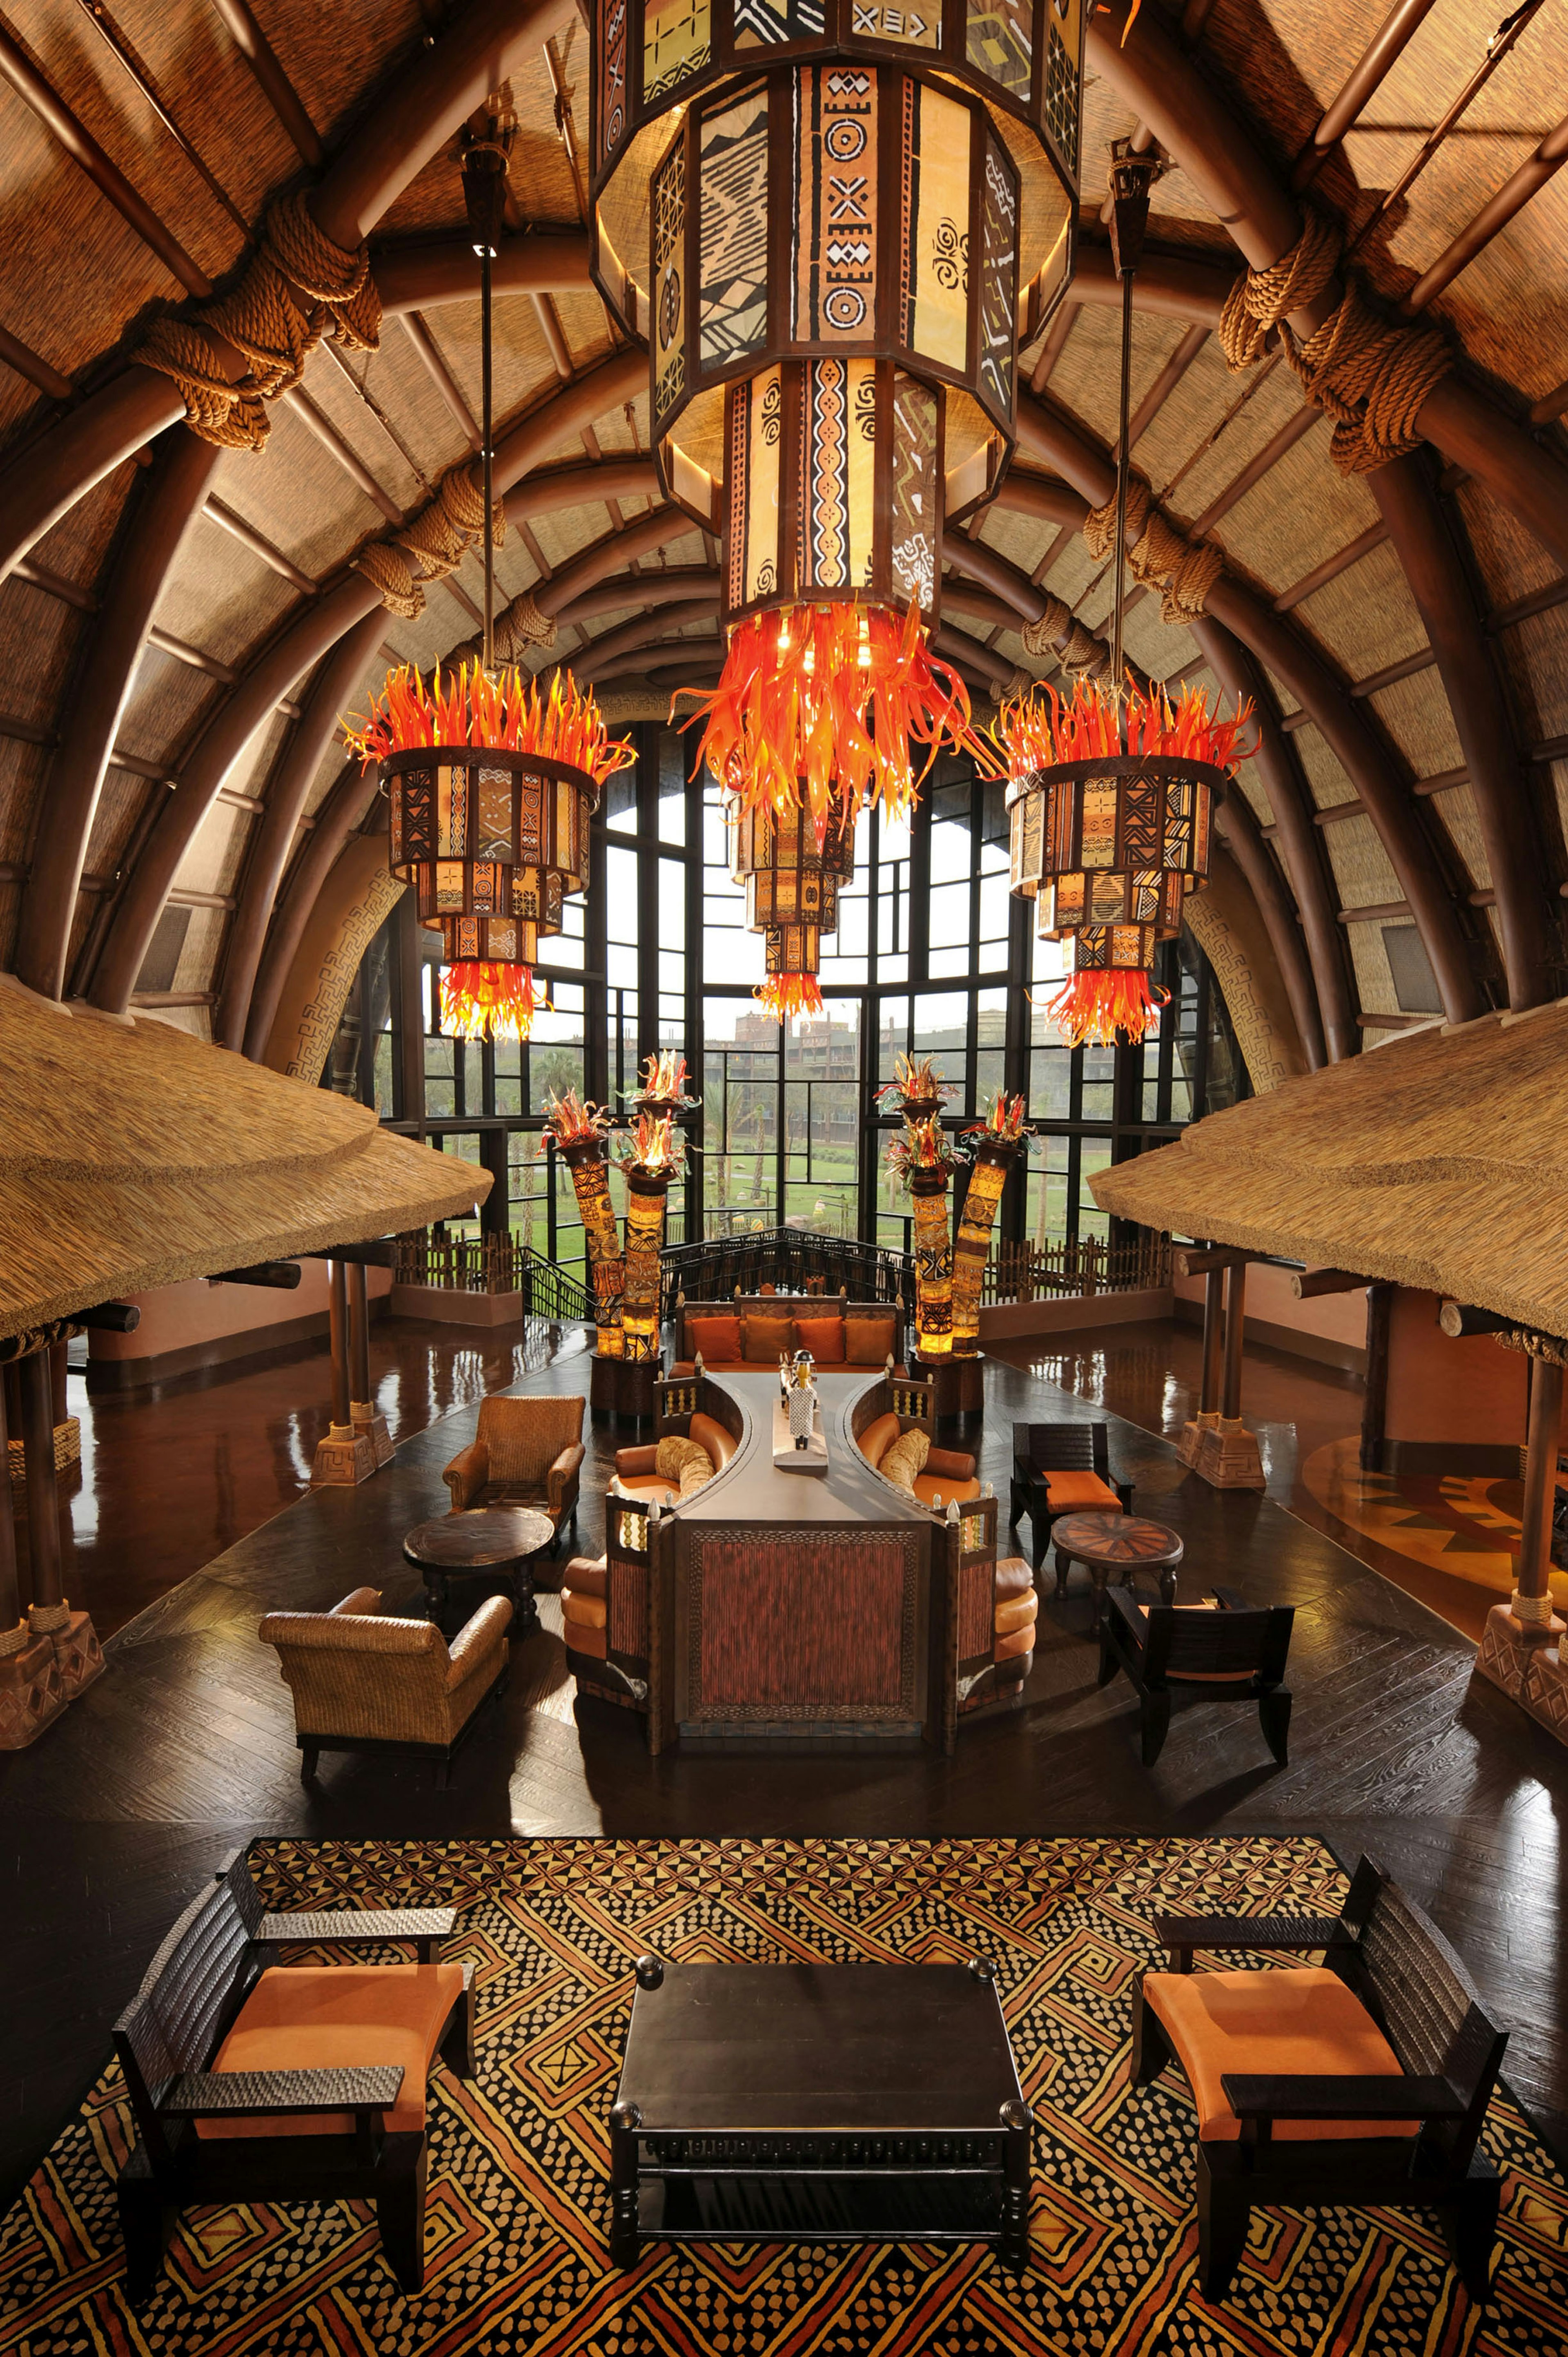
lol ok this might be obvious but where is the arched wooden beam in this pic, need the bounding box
[91,352,649,1013]
[14,430,220,1001]
[942,579,1026,634]
[932,625,1016,689]
[1209,767,1327,1077]
[533,505,692,617]
[1069,243,1227,330]
[575,603,722,679]
[556,566,719,628]
[215,608,387,1052]
[374,230,592,314]
[1004,403,1483,1024]
[243,760,377,1063]
[507,457,661,522]
[581,636,723,686]
[1088,0,1568,579]
[1188,615,1341,1067]
[0,0,577,582]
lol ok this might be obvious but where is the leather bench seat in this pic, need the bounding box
[911,1474,982,1506]
[561,1554,609,1657]
[198,1962,466,2140]
[1143,1967,1417,2142]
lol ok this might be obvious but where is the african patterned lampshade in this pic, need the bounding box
[730,795,855,1019]
[589,0,1082,625]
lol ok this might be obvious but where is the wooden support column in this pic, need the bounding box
[1188,1256,1267,1491]
[1361,1281,1393,1472]
[18,1350,102,1701]
[1474,1346,1568,1747]
[347,1263,393,1470]
[1175,1247,1234,1467]
[0,1366,71,1746]
[310,1262,375,1486]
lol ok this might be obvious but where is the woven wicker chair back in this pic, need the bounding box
[477,1394,584,1485]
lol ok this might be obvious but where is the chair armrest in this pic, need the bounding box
[1114,1478,1136,1510]
[256,1906,458,1965]
[549,1441,585,1513]
[1107,1586,1147,1639]
[446,1594,514,1686]
[161,2065,405,2119]
[443,1441,488,1510]
[616,1445,661,1476]
[1221,2073,1463,2123]
[1155,1912,1354,1971]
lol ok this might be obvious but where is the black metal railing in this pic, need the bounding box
[395,1230,593,1323]
[660,1226,914,1322]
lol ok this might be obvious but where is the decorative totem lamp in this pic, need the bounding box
[544,1089,625,1359]
[617,1114,685,1366]
[878,1053,958,1364]
[589,0,1084,847]
[951,1091,1029,1356]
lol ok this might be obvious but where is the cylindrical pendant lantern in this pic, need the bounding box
[731,795,855,1019]
[1006,752,1221,942]
[951,1096,1029,1357]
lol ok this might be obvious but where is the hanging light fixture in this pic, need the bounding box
[729,793,855,1021]
[998,140,1248,1048]
[588,0,1083,818]
[344,98,633,1039]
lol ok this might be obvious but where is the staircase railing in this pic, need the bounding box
[660,1226,914,1324]
[395,1230,593,1323]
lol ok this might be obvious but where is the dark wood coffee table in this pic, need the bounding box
[608,1958,1033,2270]
[403,1507,552,1637]
[1050,1510,1183,1606]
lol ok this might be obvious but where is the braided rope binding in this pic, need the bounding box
[494,592,558,658]
[1081,473,1153,564]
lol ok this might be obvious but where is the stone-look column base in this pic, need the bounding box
[7,1416,81,1485]
[33,1603,104,1699]
[310,1422,377,1487]
[1192,1416,1267,1491]
[0,1623,67,1748]
[1474,1601,1568,1746]
[1176,1410,1221,1469]
[350,1401,394,1471]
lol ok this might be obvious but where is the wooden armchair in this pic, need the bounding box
[259,1586,511,1787]
[1130,1857,1508,2303]
[1098,1584,1294,1767]
[114,1851,475,2298]
[1010,1420,1132,1570]
[442,1393,585,1545]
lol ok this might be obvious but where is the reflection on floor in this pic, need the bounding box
[49,1315,584,1638]
[986,1317,1537,1645]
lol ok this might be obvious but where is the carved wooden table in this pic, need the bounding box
[403,1507,552,1638]
[1049,1511,1183,1606]
[608,1957,1033,2269]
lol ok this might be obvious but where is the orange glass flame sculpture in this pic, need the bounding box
[998,676,1249,1046]
[628,1050,700,1118]
[345,660,634,1041]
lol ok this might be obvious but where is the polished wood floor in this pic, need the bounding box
[3,1318,1565,2219]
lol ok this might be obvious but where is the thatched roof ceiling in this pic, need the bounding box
[0,0,1563,1073]
[0,981,486,1338]
[1091,1000,1568,1337]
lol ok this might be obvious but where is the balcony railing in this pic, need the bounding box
[659,1226,913,1322]
[395,1230,593,1322]
[982,1232,1171,1303]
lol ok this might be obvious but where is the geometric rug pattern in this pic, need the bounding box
[1,1836,1565,2357]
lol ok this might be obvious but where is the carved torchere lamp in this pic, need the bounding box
[545,1088,625,1358]
[951,1092,1029,1357]
[618,1113,684,1365]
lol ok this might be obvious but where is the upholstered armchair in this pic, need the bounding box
[259,1586,512,1786]
[442,1394,586,1544]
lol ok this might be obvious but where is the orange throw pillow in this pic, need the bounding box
[743,1313,795,1363]
[845,1311,898,1365]
[688,1314,741,1364]
[794,1314,845,1364]
[1043,1470,1121,1513]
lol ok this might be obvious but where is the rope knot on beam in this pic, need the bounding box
[1082,472,1152,561]
[1129,510,1224,623]
[1021,593,1109,676]
[349,459,507,619]
[493,591,557,657]
[135,192,381,452]
[1219,207,1453,475]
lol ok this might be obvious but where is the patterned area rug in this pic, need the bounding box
[2,1836,1565,2356]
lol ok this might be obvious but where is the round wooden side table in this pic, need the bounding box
[1050,1511,1183,1607]
[404,1507,553,1638]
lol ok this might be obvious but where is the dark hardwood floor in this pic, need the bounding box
[3,1323,1565,2219]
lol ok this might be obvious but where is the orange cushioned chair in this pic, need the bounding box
[114,1853,475,2298]
[1010,1419,1133,1570]
[442,1393,585,1550]
[1129,1857,1508,2304]
[1098,1583,1294,1766]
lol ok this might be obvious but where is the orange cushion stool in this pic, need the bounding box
[1143,1967,1417,2142]
[198,1962,466,2140]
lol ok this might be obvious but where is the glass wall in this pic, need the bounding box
[327,727,1247,1266]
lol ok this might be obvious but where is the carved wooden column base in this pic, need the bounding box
[350,1400,395,1470]
[28,1599,104,1701]
[1176,1409,1221,1468]
[1191,1416,1266,1490]
[7,1416,81,1485]
[1474,1601,1568,1747]
[0,1621,67,1748]
[310,1422,377,1486]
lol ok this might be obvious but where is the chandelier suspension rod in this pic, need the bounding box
[1111,254,1133,708]
[481,236,494,673]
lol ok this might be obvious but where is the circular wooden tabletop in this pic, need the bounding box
[404,1507,555,1570]
[1050,1512,1184,1568]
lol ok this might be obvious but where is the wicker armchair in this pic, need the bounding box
[442,1394,586,1545]
[114,1852,473,2297]
[1131,1857,1508,2303]
[259,1586,511,1787]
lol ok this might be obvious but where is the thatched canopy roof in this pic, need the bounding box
[1092,1002,1568,1338]
[0,983,486,1339]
